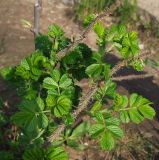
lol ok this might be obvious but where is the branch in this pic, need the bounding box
[56,0,122,60]
[112,73,154,81]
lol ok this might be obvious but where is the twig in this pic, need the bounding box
[112,73,153,81]
[57,0,122,60]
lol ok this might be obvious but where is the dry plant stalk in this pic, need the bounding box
[34,0,42,38]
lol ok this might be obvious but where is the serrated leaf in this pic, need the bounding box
[83,14,95,27]
[122,37,131,47]
[36,97,44,111]
[120,47,129,58]
[11,100,47,134]
[53,96,72,117]
[0,67,14,80]
[90,101,102,113]
[21,59,30,70]
[46,95,56,107]
[43,77,58,90]
[71,121,90,138]
[120,111,130,123]
[130,93,138,107]
[100,132,115,150]
[59,74,72,89]
[130,32,138,40]
[129,108,144,124]
[139,105,156,120]
[39,113,48,128]
[94,112,105,123]
[51,69,61,82]
[105,117,120,126]
[106,125,124,138]
[47,146,68,160]
[86,64,103,78]
[89,124,104,138]
[48,24,64,38]
[94,22,106,38]
[104,64,110,80]
[23,148,45,160]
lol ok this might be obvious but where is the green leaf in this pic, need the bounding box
[64,114,74,125]
[94,22,106,38]
[86,64,103,78]
[104,64,111,80]
[94,112,105,123]
[27,115,38,132]
[105,117,120,126]
[122,37,131,47]
[59,74,72,89]
[130,31,138,41]
[36,97,44,111]
[129,108,144,124]
[39,113,49,128]
[106,125,124,138]
[48,24,64,38]
[120,111,130,123]
[23,148,45,160]
[47,146,68,160]
[120,47,129,58]
[83,13,95,27]
[43,77,58,90]
[129,93,138,107]
[0,67,14,80]
[51,69,61,82]
[53,96,72,117]
[90,101,102,113]
[21,58,30,70]
[89,124,104,138]
[23,146,68,160]
[46,95,56,107]
[130,59,144,71]
[61,86,75,100]
[114,94,128,111]
[116,94,155,123]
[100,132,115,150]
[139,105,156,120]
[11,100,48,133]
[92,52,102,63]
[96,80,116,100]
[71,121,90,138]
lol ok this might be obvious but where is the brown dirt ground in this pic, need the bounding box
[0,0,159,159]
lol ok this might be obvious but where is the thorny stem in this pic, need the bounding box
[56,0,122,60]
[44,0,157,147]
[44,1,122,146]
